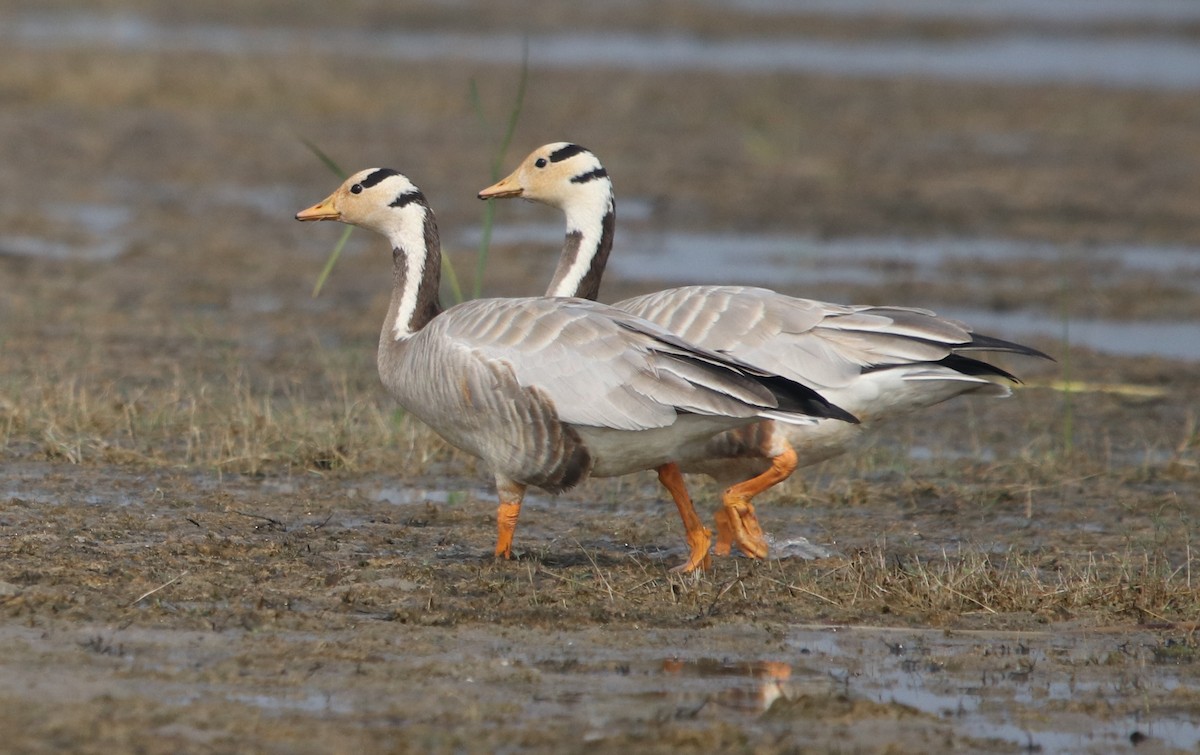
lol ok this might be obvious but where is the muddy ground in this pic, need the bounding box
[1,2,1199,753]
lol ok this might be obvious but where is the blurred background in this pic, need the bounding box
[2,7,1199,749]
[1,0,1197,465]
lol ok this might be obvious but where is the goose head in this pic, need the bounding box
[478,142,611,212]
[296,168,428,241]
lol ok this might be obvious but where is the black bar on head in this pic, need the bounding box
[549,144,588,163]
[360,169,400,189]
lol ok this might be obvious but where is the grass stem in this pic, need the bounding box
[470,39,529,300]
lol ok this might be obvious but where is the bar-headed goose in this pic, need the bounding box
[296,168,856,572]
[480,143,1050,559]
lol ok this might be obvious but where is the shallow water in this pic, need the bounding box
[475,222,1200,288]
[791,626,1200,752]
[939,308,1200,362]
[0,202,132,262]
[467,223,1200,361]
[6,616,1195,753]
[720,0,1200,24]
[299,623,1200,752]
[8,13,1200,90]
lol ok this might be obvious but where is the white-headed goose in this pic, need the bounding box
[295,168,856,572]
[479,143,1050,559]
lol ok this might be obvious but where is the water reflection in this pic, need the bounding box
[528,626,1200,751]
[0,203,131,262]
[467,223,1200,290]
[784,627,1200,752]
[660,658,796,712]
[7,13,1200,90]
[942,308,1200,361]
[720,0,1200,24]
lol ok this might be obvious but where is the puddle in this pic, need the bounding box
[514,625,1200,752]
[361,485,473,506]
[205,183,302,219]
[782,626,1200,752]
[536,656,810,715]
[227,690,354,716]
[230,292,284,315]
[347,479,497,507]
[0,180,311,263]
[9,619,1194,752]
[7,13,1200,90]
[0,202,133,262]
[767,536,834,560]
[719,0,1200,24]
[469,224,1200,361]
[99,177,304,220]
[0,462,145,507]
[907,444,997,463]
[467,223,1200,290]
[940,308,1200,361]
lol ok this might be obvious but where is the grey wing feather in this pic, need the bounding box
[616,286,1006,391]
[425,297,783,432]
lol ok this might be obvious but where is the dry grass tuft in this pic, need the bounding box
[0,353,461,476]
[782,544,1197,624]
[417,539,1200,630]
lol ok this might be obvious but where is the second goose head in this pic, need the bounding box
[480,143,615,300]
[479,142,612,214]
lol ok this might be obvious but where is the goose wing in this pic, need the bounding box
[616,286,1011,391]
[421,297,808,432]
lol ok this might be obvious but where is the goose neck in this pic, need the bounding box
[381,199,444,343]
[545,190,615,301]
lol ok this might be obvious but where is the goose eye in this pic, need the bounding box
[534,158,547,169]
[350,184,363,194]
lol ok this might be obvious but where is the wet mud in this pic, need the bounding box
[2,1,1199,752]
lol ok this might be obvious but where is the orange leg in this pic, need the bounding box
[713,508,736,557]
[714,443,799,559]
[494,478,526,559]
[656,463,712,572]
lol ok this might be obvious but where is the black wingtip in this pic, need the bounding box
[937,353,1024,384]
[964,333,1056,362]
[760,374,860,424]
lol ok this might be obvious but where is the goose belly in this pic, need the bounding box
[820,367,1009,422]
[575,414,754,478]
[681,418,863,485]
[782,418,864,464]
[681,368,1003,487]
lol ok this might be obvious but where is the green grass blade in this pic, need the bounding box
[298,136,347,180]
[298,135,352,297]
[311,225,354,298]
[297,42,530,305]
[1058,246,1074,454]
[473,200,496,303]
[470,40,529,300]
[491,40,530,179]
[468,79,490,135]
[441,251,464,305]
